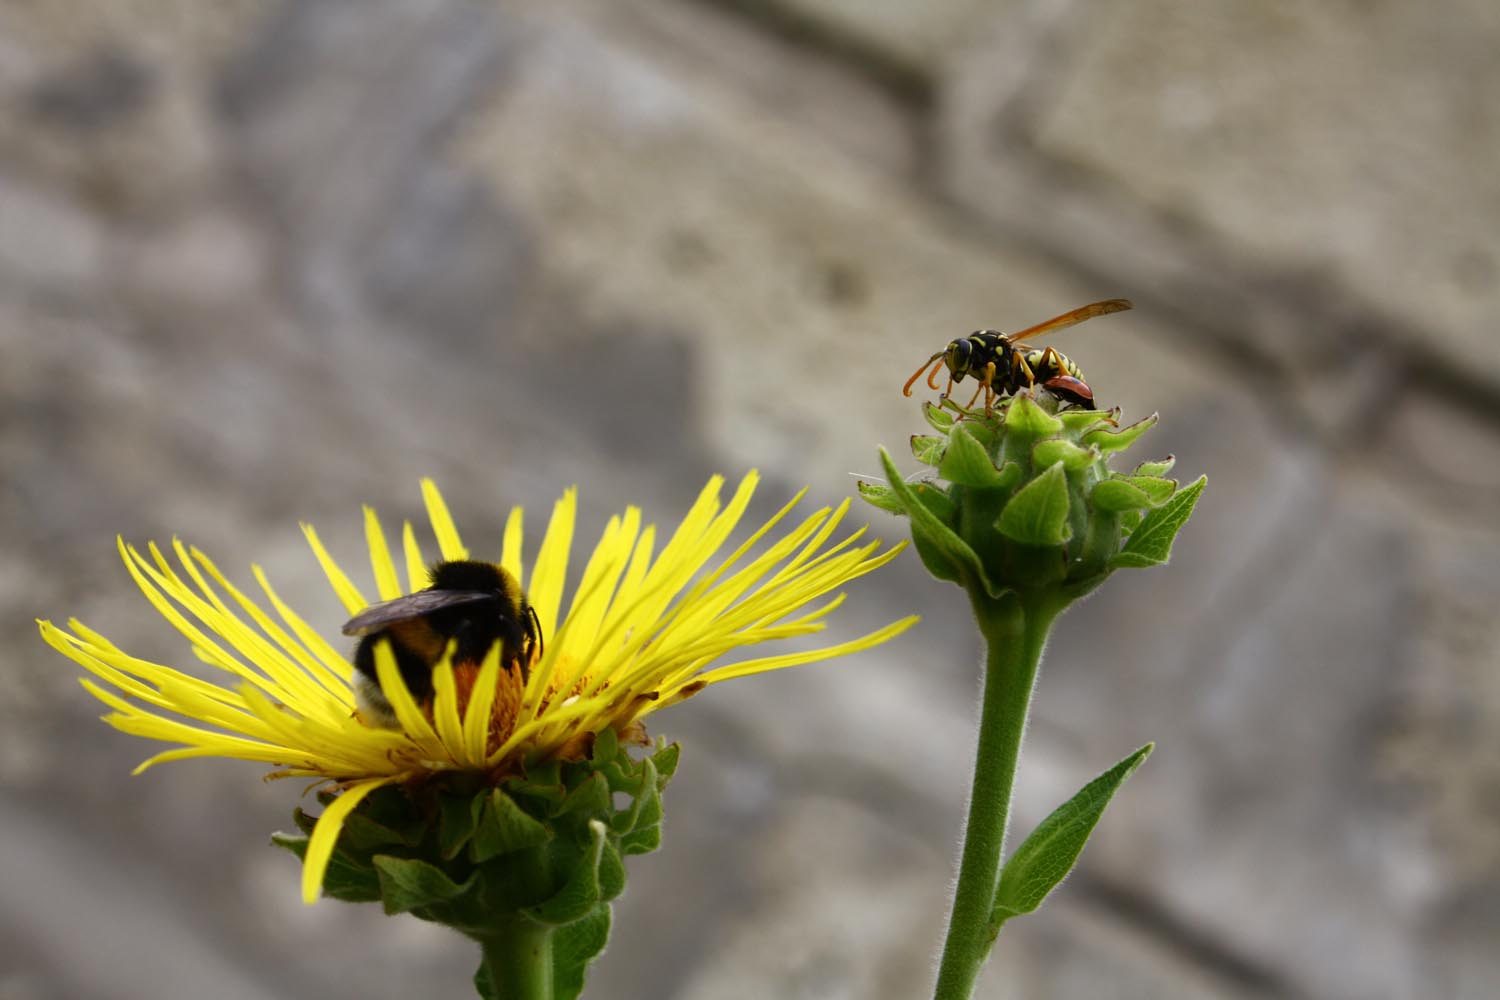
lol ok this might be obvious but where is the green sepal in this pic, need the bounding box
[912,481,958,523]
[1032,438,1096,471]
[940,425,1010,487]
[530,820,606,926]
[597,841,627,902]
[553,906,611,1000]
[650,740,680,781]
[555,771,612,820]
[992,743,1153,928]
[373,855,477,916]
[620,824,662,855]
[1083,412,1159,452]
[591,727,620,765]
[512,760,566,806]
[1116,475,1176,506]
[1089,479,1154,513]
[1003,394,1064,437]
[272,832,385,903]
[291,807,317,836]
[911,434,947,467]
[341,811,421,852]
[997,462,1072,546]
[439,791,481,860]
[1134,455,1175,477]
[1057,409,1114,434]
[879,446,995,593]
[470,788,553,863]
[1112,475,1206,569]
[922,401,956,432]
[856,481,906,515]
[611,757,661,835]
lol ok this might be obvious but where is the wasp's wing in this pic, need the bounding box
[1007,299,1133,344]
[341,590,494,636]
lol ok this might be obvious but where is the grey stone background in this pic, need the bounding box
[2,1,1497,998]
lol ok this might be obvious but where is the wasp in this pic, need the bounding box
[903,299,1133,410]
[341,560,542,728]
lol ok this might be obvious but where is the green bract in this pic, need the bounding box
[860,396,1204,602]
[273,731,679,1000]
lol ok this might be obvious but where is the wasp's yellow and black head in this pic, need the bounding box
[341,560,541,727]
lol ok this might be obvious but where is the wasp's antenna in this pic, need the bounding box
[904,353,945,397]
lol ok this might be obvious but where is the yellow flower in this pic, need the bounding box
[39,472,915,902]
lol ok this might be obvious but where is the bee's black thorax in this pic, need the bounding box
[352,560,538,705]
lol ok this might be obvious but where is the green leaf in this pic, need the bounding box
[373,856,474,915]
[911,434,947,467]
[938,425,1006,487]
[1112,475,1206,569]
[856,481,906,515]
[553,906,611,1000]
[993,743,1154,926]
[922,401,955,433]
[1083,412,1158,452]
[1089,479,1154,513]
[470,788,552,863]
[878,447,995,593]
[530,821,606,926]
[997,462,1072,546]
[1032,439,1096,471]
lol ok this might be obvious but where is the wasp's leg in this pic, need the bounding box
[1011,351,1037,387]
[963,360,995,411]
[1036,346,1071,377]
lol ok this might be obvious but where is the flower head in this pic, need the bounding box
[861,395,1205,605]
[40,472,914,902]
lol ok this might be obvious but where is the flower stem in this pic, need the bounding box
[933,590,1061,1000]
[477,918,554,1000]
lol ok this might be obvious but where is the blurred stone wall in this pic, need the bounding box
[2,2,1497,998]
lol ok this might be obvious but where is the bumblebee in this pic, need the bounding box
[903,299,1133,410]
[341,560,542,728]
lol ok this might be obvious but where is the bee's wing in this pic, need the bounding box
[341,590,494,636]
[1007,299,1133,344]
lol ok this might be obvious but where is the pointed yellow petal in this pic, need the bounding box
[364,507,402,601]
[302,524,368,614]
[501,506,524,587]
[302,777,394,904]
[422,478,468,562]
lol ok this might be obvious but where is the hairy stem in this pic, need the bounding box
[933,590,1061,1000]
[477,918,554,1000]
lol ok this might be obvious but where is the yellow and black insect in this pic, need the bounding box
[903,299,1133,410]
[341,560,542,728]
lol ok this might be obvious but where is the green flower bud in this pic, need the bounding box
[860,395,1204,603]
